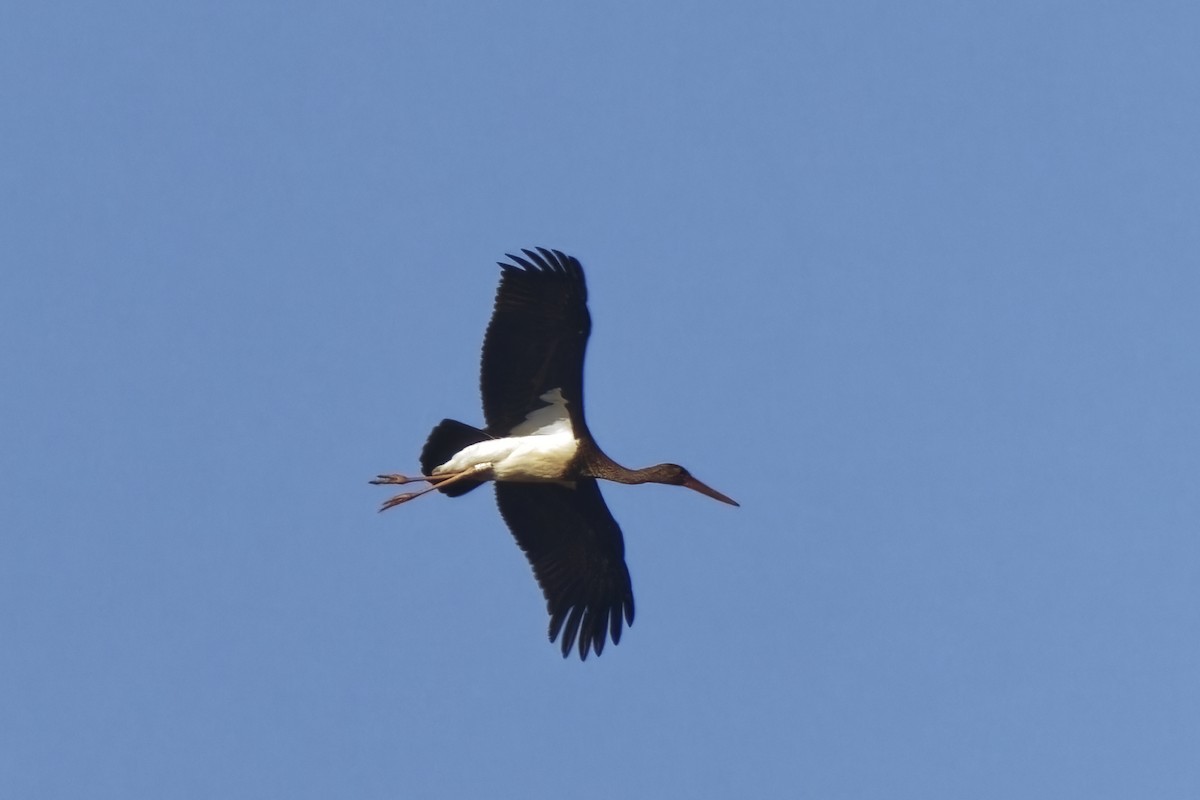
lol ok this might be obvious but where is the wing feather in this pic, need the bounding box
[481,248,590,436]
[494,481,635,660]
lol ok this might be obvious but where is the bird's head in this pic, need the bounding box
[654,464,739,507]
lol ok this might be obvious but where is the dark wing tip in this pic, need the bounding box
[498,247,584,283]
[542,572,634,661]
[549,598,635,661]
[547,576,635,661]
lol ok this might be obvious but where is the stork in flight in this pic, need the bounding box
[371,248,738,659]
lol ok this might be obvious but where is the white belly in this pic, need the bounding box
[434,429,578,482]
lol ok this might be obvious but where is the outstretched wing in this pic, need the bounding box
[494,481,635,660]
[481,248,591,437]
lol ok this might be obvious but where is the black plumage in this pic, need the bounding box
[372,248,736,660]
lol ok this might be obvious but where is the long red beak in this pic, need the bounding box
[683,476,739,507]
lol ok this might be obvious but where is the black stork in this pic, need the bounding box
[371,248,738,659]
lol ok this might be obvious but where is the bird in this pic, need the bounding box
[371,247,738,660]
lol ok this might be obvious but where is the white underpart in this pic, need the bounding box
[510,387,572,436]
[434,388,578,482]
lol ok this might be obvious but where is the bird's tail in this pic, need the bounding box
[420,419,492,497]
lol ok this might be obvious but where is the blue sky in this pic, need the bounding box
[3,2,1198,797]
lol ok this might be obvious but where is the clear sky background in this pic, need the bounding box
[3,2,1198,798]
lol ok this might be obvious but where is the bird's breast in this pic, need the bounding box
[435,431,579,482]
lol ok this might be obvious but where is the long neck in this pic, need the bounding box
[582,448,663,485]
[607,464,668,485]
